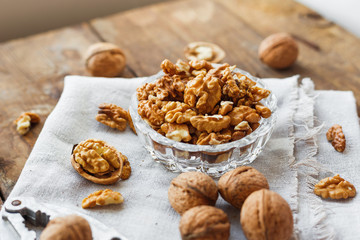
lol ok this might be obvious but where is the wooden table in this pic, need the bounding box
[1,0,359,208]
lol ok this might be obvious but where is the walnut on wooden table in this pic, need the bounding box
[14,112,40,135]
[314,174,356,199]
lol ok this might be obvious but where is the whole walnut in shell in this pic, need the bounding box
[218,166,269,209]
[179,205,230,240]
[85,42,126,77]
[168,172,218,215]
[258,32,298,69]
[40,215,92,240]
[240,189,293,240]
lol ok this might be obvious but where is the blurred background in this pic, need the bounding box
[0,0,359,42]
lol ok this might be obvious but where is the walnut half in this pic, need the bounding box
[314,174,356,199]
[71,139,125,185]
[82,189,124,209]
[96,103,128,131]
[326,124,346,152]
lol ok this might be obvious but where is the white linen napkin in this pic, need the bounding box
[1,74,359,240]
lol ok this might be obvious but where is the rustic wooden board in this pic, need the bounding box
[1,0,359,207]
[91,0,360,110]
[0,23,136,202]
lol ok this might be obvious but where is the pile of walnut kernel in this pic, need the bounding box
[136,59,272,145]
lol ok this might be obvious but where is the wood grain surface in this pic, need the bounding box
[0,0,359,206]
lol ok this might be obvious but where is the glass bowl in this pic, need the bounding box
[129,68,277,178]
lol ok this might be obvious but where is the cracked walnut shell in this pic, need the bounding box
[82,189,124,209]
[326,124,346,152]
[71,139,125,185]
[85,42,126,77]
[179,205,230,240]
[40,215,92,240]
[184,42,226,63]
[314,174,356,199]
[168,172,218,215]
[240,189,293,240]
[218,166,269,209]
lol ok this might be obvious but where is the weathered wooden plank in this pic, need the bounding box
[91,0,360,113]
[218,0,360,113]
[0,23,136,199]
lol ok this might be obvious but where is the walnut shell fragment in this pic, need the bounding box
[82,189,124,209]
[314,174,356,199]
[240,189,293,240]
[71,139,125,185]
[179,205,230,240]
[326,124,346,152]
[184,42,226,63]
[85,42,126,77]
[168,172,218,215]
[40,215,92,240]
[258,32,298,69]
[218,166,269,209]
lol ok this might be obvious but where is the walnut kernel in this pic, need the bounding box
[14,112,40,135]
[326,124,346,152]
[96,103,128,131]
[82,189,124,209]
[314,174,356,199]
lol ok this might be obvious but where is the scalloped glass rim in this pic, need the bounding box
[129,67,278,153]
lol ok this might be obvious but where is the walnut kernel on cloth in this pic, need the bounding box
[82,189,124,209]
[326,124,346,152]
[240,189,293,240]
[96,103,128,131]
[40,215,92,240]
[168,172,218,215]
[179,206,230,240]
[71,139,126,185]
[314,174,356,200]
[14,112,40,135]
